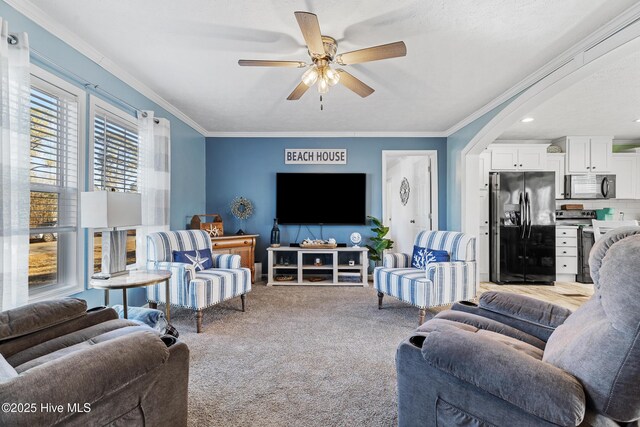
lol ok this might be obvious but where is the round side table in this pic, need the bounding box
[90,269,172,320]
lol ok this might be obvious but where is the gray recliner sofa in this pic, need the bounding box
[396,226,640,427]
[0,298,189,426]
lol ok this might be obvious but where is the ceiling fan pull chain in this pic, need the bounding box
[320,95,323,111]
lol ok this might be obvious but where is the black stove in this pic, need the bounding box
[556,210,597,221]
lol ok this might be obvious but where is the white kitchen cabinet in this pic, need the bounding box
[556,226,578,281]
[517,147,547,170]
[610,153,638,199]
[479,151,491,190]
[489,144,547,171]
[546,153,566,199]
[479,226,489,281]
[490,147,518,170]
[554,136,612,174]
[479,190,489,227]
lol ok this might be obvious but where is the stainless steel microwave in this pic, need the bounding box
[564,174,616,199]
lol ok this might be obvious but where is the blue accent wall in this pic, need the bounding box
[205,137,446,271]
[1,2,206,307]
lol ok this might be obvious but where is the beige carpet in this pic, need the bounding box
[169,283,442,427]
[168,281,592,426]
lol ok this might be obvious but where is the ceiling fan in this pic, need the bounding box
[238,11,407,100]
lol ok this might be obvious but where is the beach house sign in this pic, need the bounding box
[284,149,347,165]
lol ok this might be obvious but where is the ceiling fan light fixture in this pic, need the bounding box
[301,67,319,86]
[317,77,329,94]
[325,67,340,86]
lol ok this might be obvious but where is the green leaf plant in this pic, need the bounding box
[365,215,394,264]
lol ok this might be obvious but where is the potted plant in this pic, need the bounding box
[365,215,394,273]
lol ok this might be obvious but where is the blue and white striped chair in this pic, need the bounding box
[145,230,251,332]
[374,230,477,325]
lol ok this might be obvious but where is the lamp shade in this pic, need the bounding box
[80,191,142,229]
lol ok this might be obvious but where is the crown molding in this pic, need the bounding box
[7,0,640,139]
[443,2,640,137]
[5,0,208,136]
[204,131,448,138]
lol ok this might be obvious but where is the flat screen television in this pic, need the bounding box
[276,173,366,225]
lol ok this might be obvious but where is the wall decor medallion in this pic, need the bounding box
[230,196,254,235]
[399,177,410,206]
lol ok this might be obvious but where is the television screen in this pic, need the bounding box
[276,173,366,225]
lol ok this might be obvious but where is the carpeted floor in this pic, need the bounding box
[168,283,444,427]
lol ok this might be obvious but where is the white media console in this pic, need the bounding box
[266,246,369,286]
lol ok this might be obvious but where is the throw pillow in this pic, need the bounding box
[425,248,450,264]
[411,245,428,269]
[411,245,450,269]
[173,249,213,271]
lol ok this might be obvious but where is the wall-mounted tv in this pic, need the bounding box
[276,173,366,225]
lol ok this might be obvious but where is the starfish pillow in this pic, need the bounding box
[173,249,214,271]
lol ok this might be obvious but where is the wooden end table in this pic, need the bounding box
[89,269,172,320]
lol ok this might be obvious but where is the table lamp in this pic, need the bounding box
[81,191,142,278]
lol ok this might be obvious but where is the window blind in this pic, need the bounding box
[29,84,78,233]
[93,110,139,192]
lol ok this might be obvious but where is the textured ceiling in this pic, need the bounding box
[27,0,638,134]
[500,49,640,140]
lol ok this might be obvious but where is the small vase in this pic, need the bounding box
[270,218,280,247]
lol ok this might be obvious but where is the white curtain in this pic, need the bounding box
[0,19,30,310]
[136,111,171,266]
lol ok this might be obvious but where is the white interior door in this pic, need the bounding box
[412,157,432,235]
[384,153,435,255]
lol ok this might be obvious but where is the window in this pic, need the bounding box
[28,68,84,300]
[90,97,140,271]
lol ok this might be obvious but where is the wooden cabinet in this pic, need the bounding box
[554,136,612,174]
[610,153,638,199]
[210,234,258,283]
[546,153,566,199]
[489,144,547,171]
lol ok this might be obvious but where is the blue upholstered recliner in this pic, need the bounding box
[145,230,251,332]
[396,227,640,426]
[374,230,477,324]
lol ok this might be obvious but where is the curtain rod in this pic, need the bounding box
[7,34,159,123]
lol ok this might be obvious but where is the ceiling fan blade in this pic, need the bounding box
[336,70,374,98]
[294,11,325,56]
[238,60,306,67]
[336,41,407,65]
[287,81,310,100]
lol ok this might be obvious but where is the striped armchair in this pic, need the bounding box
[374,230,477,325]
[146,230,251,332]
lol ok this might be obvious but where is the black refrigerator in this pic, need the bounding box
[489,172,556,285]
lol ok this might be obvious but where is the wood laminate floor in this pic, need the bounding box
[479,281,594,311]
